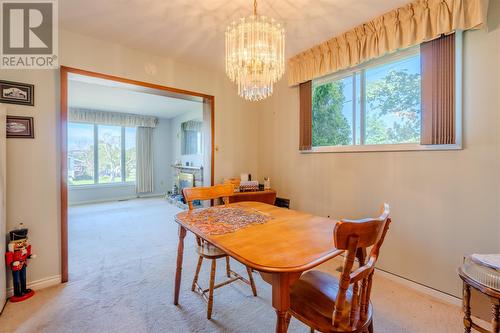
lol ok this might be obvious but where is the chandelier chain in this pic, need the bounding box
[253,0,257,15]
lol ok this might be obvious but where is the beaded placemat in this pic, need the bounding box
[184,206,271,235]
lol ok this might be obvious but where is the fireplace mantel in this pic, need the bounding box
[171,164,204,188]
[171,164,203,171]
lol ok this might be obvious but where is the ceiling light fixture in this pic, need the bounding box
[225,0,285,101]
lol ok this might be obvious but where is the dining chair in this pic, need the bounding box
[287,204,391,333]
[182,184,257,319]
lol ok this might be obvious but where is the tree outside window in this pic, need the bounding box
[312,52,421,147]
[68,123,136,185]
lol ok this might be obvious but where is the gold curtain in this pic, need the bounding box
[288,0,488,86]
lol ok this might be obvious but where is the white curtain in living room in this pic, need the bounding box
[136,127,154,193]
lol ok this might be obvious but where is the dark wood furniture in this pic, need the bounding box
[181,184,257,319]
[174,201,350,332]
[459,266,500,333]
[287,204,391,333]
[275,197,290,209]
[228,189,277,205]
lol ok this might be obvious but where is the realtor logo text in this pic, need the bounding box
[1,0,58,69]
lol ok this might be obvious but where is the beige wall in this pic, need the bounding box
[258,2,500,297]
[2,3,499,297]
[2,69,60,284]
[1,29,260,284]
[0,105,7,305]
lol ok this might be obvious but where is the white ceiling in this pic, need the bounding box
[68,75,203,119]
[60,0,412,71]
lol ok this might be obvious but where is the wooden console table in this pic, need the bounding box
[228,189,276,205]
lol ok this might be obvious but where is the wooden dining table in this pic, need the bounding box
[173,201,344,333]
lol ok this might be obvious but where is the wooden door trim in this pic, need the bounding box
[60,66,215,282]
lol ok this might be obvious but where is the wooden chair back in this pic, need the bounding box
[182,184,234,210]
[332,203,391,329]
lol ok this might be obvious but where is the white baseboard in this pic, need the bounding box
[376,268,497,329]
[69,195,137,206]
[69,193,165,206]
[375,268,462,307]
[138,193,165,199]
[6,275,61,297]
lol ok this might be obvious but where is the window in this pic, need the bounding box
[313,48,421,148]
[98,125,122,183]
[181,120,203,155]
[125,127,136,182]
[302,33,460,152]
[312,75,355,147]
[68,123,95,185]
[365,54,421,145]
[68,123,136,186]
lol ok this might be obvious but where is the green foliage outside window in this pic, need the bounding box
[312,82,351,147]
[312,57,421,147]
[366,69,421,144]
[98,131,122,183]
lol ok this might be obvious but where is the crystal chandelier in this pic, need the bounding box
[225,0,285,101]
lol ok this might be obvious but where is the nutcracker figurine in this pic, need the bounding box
[5,227,35,302]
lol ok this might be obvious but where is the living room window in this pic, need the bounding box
[300,33,462,153]
[181,120,203,155]
[68,123,136,186]
[68,123,95,185]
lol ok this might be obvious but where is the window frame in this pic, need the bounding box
[181,124,203,156]
[68,123,137,188]
[303,31,463,154]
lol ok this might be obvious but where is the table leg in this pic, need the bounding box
[272,272,301,333]
[463,283,471,333]
[174,225,187,305]
[492,298,500,333]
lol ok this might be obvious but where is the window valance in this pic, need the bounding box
[288,0,488,86]
[181,120,203,132]
[69,108,158,128]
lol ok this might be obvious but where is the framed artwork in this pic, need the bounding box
[0,80,34,106]
[6,116,34,139]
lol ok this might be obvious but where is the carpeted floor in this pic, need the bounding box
[0,198,466,332]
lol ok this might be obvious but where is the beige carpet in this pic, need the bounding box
[0,198,466,333]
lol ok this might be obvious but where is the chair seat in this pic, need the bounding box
[196,242,227,259]
[290,270,372,333]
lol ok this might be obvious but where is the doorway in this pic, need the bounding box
[60,67,214,282]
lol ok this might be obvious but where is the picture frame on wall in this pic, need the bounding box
[6,116,34,139]
[0,80,34,106]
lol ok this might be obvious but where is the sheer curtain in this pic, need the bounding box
[136,127,154,193]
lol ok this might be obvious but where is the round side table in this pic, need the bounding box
[458,256,500,333]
